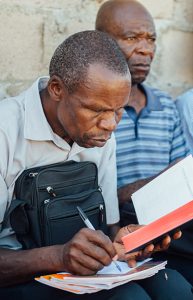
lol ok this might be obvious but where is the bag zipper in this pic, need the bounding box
[42,189,103,218]
[38,176,96,192]
[15,160,97,201]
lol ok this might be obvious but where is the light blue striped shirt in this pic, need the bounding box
[115,84,189,188]
[176,89,193,154]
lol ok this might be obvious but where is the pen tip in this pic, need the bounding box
[114,261,122,272]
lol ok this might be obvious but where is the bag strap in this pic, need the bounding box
[3,199,28,234]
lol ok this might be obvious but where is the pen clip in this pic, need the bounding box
[77,206,86,222]
[77,206,95,230]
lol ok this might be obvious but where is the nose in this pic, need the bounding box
[136,39,155,56]
[99,113,117,132]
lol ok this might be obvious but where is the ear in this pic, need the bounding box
[47,75,67,102]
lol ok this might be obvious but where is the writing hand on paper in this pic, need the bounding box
[61,228,116,276]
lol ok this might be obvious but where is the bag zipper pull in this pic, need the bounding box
[98,186,102,193]
[46,186,56,197]
[100,204,104,224]
[44,199,50,204]
[28,172,38,177]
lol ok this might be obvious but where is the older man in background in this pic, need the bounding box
[96,0,192,291]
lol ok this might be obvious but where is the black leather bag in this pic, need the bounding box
[9,160,107,249]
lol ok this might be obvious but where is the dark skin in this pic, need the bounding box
[0,63,180,287]
[42,64,131,149]
[96,0,180,204]
[0,63,149,287]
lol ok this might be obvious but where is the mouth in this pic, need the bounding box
[88,137,111,147]
[131,64,150,71]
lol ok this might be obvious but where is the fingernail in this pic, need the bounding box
[113,254,118,261]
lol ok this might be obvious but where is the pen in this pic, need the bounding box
[77,206,122,272]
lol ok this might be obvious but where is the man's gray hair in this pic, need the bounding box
[49,30,129,94]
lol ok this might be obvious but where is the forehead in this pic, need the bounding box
[106,4,155,36]
[74,63,131,108]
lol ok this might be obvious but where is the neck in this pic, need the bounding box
[128,83,146,114]
[40,89,73,145]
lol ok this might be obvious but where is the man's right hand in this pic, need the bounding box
[60,228,116,275]
[0,228,116,287]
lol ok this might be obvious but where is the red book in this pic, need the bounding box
[121,200,193,253]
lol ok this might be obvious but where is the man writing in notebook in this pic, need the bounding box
[0,30,192,300]
[0,30,170,300]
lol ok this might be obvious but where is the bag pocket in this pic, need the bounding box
[40,189,106,246]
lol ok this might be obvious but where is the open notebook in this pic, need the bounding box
[132,155,193,224]
[121,155,193,253]
[35,259,166,294]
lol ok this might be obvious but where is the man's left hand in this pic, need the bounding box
[113,225,182,267]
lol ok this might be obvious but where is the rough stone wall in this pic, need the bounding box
[0,0,192,100]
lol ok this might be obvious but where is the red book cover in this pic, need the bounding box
[122,200,193,253]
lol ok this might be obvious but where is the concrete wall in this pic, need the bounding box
[0,0,192,100]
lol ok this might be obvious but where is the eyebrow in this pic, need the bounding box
[121,31,157,37]
[83,103,124,112]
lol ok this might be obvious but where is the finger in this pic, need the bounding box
[127,258,137,268]
[64,241,111,273]
[131,245,154,262]
[83,229,116,258]
[67,257,100,275]
[72,228,116,258]
[124,250,142,262]
[114,224,143,242]
[143,243,154,253]
[80,241,113,266]
[173,230,182,240]
[71,229,114,265]
[113,254,118,261]
[161,235,171,249]
[140,243,154,259]
[154,235,171,252]
[73,249,105,272]
[125,244,153,261]
[123,224,143,235]
[63,243,101,275]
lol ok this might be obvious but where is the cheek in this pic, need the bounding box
[116,112,124,124]
[152,44,156,56]
[76,114,98,135]
[117,41,134,58]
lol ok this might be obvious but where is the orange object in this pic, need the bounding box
[122,200,193,253]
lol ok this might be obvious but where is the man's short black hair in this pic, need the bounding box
[49,30,129,94]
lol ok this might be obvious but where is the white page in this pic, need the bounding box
[36,259,166,294]
[97,259,151,275]
[132,155,193,224]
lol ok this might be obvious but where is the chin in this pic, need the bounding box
[132,77,146,85]
[78,139,106,148]
[81,144,94,149]
[131,71,150,85]
[75,140,94,148]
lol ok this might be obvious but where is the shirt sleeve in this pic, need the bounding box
[97,134,120,225]
[169,106,190,162]
[0,129,23,249]
[0,129,10,226]
[176,93,193,154]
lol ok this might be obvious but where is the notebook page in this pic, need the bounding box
[132,155,193,224]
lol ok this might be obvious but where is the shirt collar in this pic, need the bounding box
[23,77,86,156]
[140,83,163,112]
[24,77,55,141]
